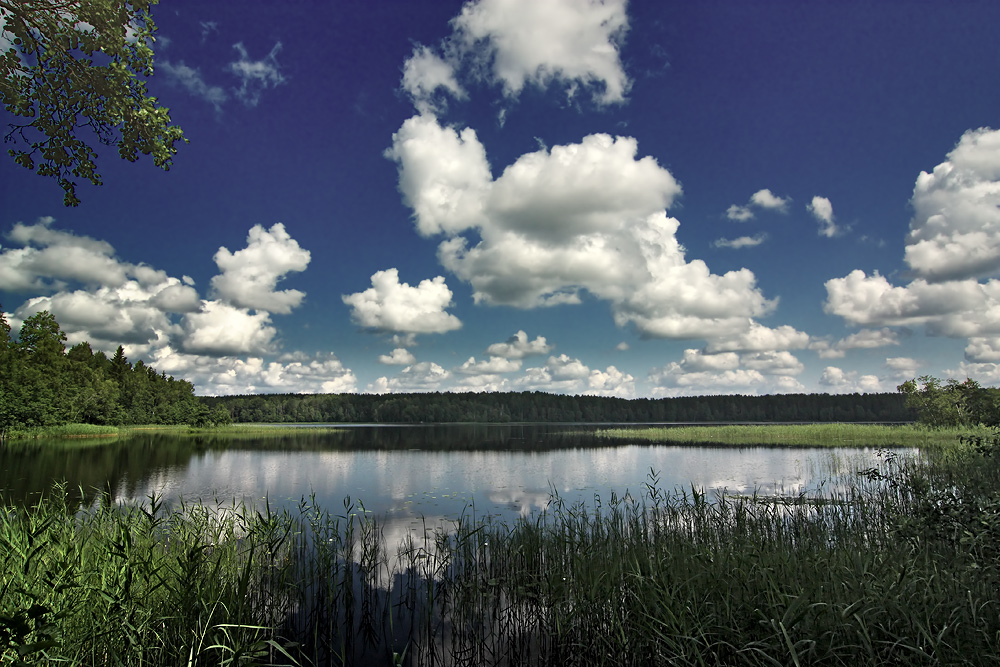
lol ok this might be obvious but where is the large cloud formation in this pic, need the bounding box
[388,114,776,340]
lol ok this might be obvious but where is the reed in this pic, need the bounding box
[3,436,999,665]
[4,423,124,440]
[594,423,972,448]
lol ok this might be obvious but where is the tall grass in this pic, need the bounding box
[595,422,973,449]
[4,436,1000,665]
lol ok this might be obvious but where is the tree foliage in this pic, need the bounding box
[897,375,1000,427]
[0,306,219,437]
[0,0,185,205]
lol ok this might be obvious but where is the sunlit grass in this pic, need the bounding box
[594,423,973,449]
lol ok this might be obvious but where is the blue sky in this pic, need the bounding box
[2,0,1000,398]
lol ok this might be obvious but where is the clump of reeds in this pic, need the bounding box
[3,423,124,441]
[4,435,1000,665]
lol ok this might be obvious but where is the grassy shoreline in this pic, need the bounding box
[595,422,973,448]
[6,421,966,448]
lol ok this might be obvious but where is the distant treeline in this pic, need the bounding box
[0,309,229,436]
[202,390,913,424]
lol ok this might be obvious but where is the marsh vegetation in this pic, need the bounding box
[596,422,974,448]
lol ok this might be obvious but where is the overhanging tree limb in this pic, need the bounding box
[0,0,185,205]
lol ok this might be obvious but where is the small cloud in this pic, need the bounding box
[228,41,286,107]
[342,268,462,335]
[712,234,767,249]
[750,189,790,212]
[485,330,552,359]
[378,348,416,365]
[616,341,629,351]
[401,44,466,114]
[725,204,754,222]
[807,196,840,238]
[726,189,790,221]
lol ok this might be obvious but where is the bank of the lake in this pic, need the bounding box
[4,433,999,666]
[597,422,971,448]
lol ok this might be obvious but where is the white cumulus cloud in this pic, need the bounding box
[210,223,310,314]
[342,268,462,334]
[905,127,1000,281]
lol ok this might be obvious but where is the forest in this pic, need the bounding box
[0,309,228,437]
[202,389,912,424]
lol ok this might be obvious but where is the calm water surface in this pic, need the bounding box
[2,424,887,539]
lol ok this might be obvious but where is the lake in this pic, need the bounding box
[1,424,891,538]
